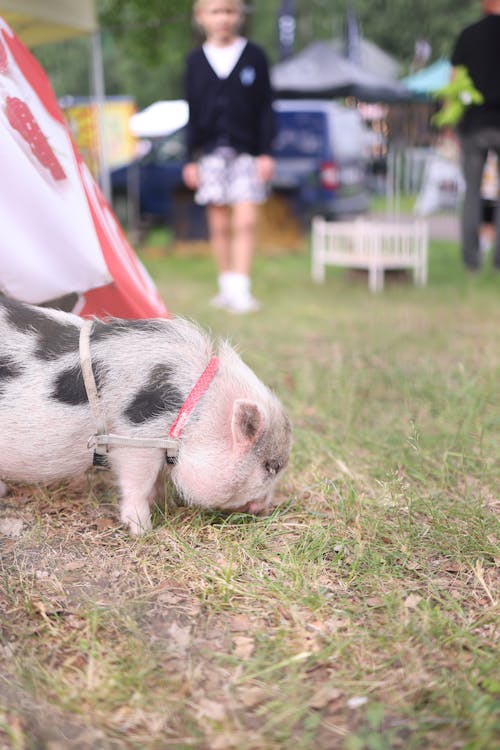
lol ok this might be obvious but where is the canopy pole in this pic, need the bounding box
[90,29,111,202]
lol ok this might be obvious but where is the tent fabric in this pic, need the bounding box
[0,0,96,46]
[331,37,401,80]
[401,59,452,97]
[0,18,167,319]
[271,41,410,103]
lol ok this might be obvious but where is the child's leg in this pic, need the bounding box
[222,200,260,312]
[231,201,259,275]
[206,203,236,306]
[206,204,232,272]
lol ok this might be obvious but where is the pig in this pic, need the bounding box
[0,297,291,535]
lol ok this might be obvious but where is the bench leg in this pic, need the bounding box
[311,231,326,283]
[312,252,326,283]
[369,265,384,293]
[413,262,427,287]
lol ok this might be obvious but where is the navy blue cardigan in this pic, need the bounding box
[184,41,276,160]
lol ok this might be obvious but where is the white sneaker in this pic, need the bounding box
[210,272,260,313]
[209,292,231,309]
[209,272,233,309]
[226,293,261,314]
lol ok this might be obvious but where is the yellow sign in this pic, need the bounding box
[62,96,137,177]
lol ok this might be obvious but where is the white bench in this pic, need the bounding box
[311,216,428,293]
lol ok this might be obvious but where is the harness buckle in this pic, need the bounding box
[93,451,110,469]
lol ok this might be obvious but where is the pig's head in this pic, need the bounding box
[170,349,292,515]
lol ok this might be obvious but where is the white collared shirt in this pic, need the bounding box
[203,37,247,79]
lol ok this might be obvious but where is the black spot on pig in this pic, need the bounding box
[39,292,79,313]
[0,356,23,396]
[2,297,79,360]
[51,365,87,406]
[36,324,80,361]
[92,319,163,342]
[51,361,104,406]
[0,356,23,381]
[92,318,192,348]
[124,364,184,424]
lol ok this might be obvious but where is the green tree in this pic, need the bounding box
[32,0,480,107]
[352,0,477,65]
[252,0,478,66]
[34,0,194,107]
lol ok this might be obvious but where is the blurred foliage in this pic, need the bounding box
[31,0,478,109]
[33,0,193,108]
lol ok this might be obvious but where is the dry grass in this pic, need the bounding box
[1,238,499,749]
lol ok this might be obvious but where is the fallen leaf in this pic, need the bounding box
[208,732,240,750]
[228,614,252,632]
[307,619,329,634]
[65,614,84,630]
[365,597,383,608]
[309,686,342,710]
[238,686,267,709]
[168,622,191,651]
[157,591,186,605]
[197,698,227,722]
[30,598,64,618]
[0,518,23,538]
[64,560,86,572]
[317,575,332,587]
[347,696,368,709]
[404,593,422,610]
[1,643,15,659]
[441,561,461,573]
[405,560,421,571]
[94,517,116,531]
[233,636,255,659]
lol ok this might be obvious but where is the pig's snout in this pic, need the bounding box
[247,500,267,515]
[229,495,275,516]
[172,395,291,518]
[231,501,260,515]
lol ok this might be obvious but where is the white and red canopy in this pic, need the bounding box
[0,18,168,319]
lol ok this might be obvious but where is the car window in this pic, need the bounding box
[273,112,327,158]
[146,128,187,164]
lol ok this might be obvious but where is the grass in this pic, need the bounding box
[1,221,499,749]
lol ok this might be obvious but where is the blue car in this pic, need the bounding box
[110,127,187,228]
[110,100,369,231]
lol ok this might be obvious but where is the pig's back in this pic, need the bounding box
[0,298,94,481]
[0,305,214,483]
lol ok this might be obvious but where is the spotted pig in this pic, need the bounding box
[0,297,291,534]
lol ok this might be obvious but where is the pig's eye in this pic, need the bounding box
[264,460,281,477]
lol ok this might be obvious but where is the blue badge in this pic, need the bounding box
[240,66,256,86]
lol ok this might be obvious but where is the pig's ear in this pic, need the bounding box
[231,399,266,448]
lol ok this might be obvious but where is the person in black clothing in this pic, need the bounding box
[451,0,500,270]
[182,0,276,312]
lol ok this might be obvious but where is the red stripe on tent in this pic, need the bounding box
[0,21,169,321]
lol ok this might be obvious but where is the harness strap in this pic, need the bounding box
[78,321,219,463]
[79,320,178,461]
[79,320,107,450]
[88,433,179,454]
[168,356,220,439]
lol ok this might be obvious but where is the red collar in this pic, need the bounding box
[168,357,219,440]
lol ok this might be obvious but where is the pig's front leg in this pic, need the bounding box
[0,480,8,497]
[110,449,165,535]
